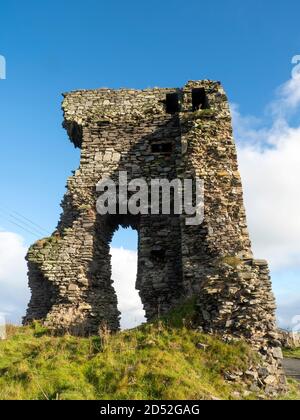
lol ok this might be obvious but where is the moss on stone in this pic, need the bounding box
[219,256,243,268]
[78,204,92,211]
[217,170,230,178]
[190,109,215,120]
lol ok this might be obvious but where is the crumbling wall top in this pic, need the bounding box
[62,80,230,147]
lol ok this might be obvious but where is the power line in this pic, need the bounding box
[0,205,51,237]
[0,210,47,237]
[9,210,51,236]
[1,218,41,239]
[0,204,50,233]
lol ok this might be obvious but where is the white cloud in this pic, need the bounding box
[277,299,300,332]
[233,76,300,271]
[0,231,29,324]
[110,247,146,330]
[232,70,300,329]
[274,66,300,112]
[0,232,145,329]
[0,229,145,329]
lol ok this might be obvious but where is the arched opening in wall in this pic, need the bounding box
[110,227,146,330]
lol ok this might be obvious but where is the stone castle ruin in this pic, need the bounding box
[24,80,286,390]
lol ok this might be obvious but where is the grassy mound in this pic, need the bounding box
[283,348,300,360]
[0,302,299,400]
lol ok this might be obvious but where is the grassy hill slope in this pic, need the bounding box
[0,303,299,400]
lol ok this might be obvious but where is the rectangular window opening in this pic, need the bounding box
[150,247,166,262]
[166,93,180,114]
[192,88,209,111]
[151,143,173,154]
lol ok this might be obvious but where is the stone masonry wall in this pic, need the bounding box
[24,80,286,393]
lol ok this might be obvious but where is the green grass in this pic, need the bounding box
[278,380,300,400]
[0,305,299,400]
[283,348,300,359]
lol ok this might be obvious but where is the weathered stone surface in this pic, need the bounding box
[278,330,300,349]
[196,343,209,351]
[23,80,286,393]
[272,347,284,360]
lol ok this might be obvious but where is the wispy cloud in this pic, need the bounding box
[233,68,300,328]
[234,74,300,271]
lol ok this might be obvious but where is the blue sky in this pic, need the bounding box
[0,1,300,328]
[0,0,299,241]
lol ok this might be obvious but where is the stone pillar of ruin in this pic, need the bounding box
[24,81,286,393]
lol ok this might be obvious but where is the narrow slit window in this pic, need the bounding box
[166,93,180,113]
[192,88,209,111]
[151,143,173,154]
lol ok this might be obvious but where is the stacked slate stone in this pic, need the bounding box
[24,80,286,394]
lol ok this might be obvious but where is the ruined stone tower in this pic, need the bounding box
[24,81,279,348]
